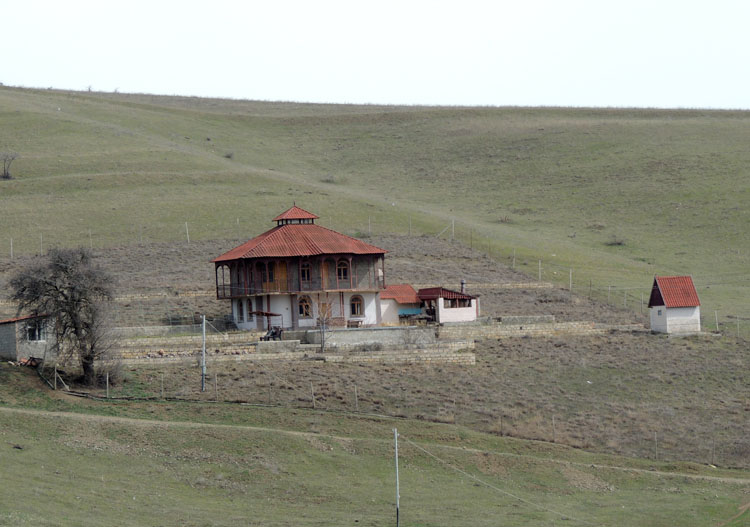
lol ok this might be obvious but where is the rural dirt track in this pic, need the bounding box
[2,405,748,486]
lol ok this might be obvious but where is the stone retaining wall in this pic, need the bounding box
[438,321,606,340]
[121,347,475,366]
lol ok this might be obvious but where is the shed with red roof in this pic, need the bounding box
[380,284,422,325]
[647,276,701,334]
[418,286,479,324]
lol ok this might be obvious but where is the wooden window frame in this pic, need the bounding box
[300,261,311,283]
[299,296,313,319]
[350,295,364,317]
[337,260,349,281]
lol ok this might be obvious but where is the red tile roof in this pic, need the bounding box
[0,314,46,325]
[213,223,386,262]
[272,206,319,222]
[648,276,700,308]
[381,284,420,304]
[418,287,475,301]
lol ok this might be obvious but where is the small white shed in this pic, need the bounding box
[647,276,701,334]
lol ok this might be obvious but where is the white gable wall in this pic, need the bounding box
[650,306,668,333]
[650,305,700,334]
[380,299,399,325]
[436,298,478,323]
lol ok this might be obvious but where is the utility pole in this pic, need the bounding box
[394,428,400,527]
[201,314,206,392]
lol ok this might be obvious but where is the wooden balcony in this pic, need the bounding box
[216,280,385,299]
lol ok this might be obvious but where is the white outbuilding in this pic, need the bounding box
[647,276,701,334]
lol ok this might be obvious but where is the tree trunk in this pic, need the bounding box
[81,353,96,386]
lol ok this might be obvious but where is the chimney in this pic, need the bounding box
[460,279,466,294]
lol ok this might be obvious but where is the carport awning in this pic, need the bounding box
[248,311,282,317]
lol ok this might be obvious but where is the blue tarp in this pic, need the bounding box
[398,308,423,316]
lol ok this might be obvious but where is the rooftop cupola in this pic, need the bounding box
[272,205,320,226]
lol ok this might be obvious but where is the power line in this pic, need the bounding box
[399,434,603,527]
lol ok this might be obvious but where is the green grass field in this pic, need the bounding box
[1,87,748,326]
[1,366,748,526]
[1,87,749,525]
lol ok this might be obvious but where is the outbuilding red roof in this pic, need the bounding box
[381,284,420,304]
[648,276,700,308]
[213,214,386,262]
[0,314,46,325]
[417,287,475,301]
[272,206,319,222]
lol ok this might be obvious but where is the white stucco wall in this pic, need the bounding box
[269,295,293,329]
[344,292,378,326]
[651,306,700,334]
[436,298,478,323]
[380,299,399,325]
[667,306,701,334]
[650,306,668,333]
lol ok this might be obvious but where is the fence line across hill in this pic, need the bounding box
[2,214,748,334]
[40,353,750,472]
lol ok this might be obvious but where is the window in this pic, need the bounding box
[444,298,470,309]
[300,261,311,283]
[26,320,46,341]
[658,309,662,316]
[350,295,363,317]
[299,296,313,318]
[337,260,349,281]
[237,299,244,322]
[266,262,275,283]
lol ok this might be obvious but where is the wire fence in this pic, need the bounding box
[6,216,747,335]
[37,339,750,472]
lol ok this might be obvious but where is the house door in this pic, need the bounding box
[276,262,287,292]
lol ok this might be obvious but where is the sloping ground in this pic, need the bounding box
[2,87,748,323]
[0,234,644,326]
[0,366,748,527]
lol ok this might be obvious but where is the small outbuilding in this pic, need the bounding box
[647,275,701,334]
[0,314,50,361]
[418,287,479,324]
[380,284,422,325]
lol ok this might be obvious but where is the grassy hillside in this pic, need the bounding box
[1,366,748,527]
[0,86,748,323]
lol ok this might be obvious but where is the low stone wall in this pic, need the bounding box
[324,349,475,365]
[121,346,475,366]
[497,315,556,325]
[303,326,438,348]
[438,321,606,340]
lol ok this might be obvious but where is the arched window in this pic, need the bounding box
[350,295,363,317]
[337,260,349,281]
[298,296,313,318]
[300,261,311,283]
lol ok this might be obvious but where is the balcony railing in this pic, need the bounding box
[216,281,385,299]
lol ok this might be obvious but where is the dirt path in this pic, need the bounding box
[2,405,748,486]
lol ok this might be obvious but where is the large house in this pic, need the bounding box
[213,206,387,330]
[648,275,701,334]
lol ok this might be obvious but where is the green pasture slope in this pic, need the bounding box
[1,86,749,323]
[0,366,748,527]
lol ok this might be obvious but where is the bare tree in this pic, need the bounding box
[1,152,18,179]
[10,248,115,385]
[316,297,333,353]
